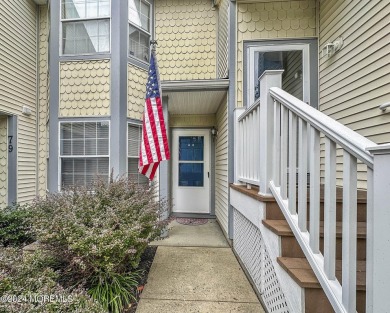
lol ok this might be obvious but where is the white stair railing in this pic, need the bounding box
[236,70,390,313]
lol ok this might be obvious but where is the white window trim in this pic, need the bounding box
[128,0,152,63]
[127,121,150,185]
[60,0,112,56]
[246,43,310,107]
[58,120,111,190]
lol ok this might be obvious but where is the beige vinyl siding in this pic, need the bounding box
[128,63,148,120]
[38,5,49,196]
[319,0,390,189]
[169,114,216,128]
[155,0,217,81]
[236,0,317,107]
[0,118,7,207]
[0,0,38,203]
[217,0,229,78]
[215,95,228,235]
[282,51,303,100]
[59,60,111,117]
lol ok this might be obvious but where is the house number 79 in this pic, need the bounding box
[8,136,13,152]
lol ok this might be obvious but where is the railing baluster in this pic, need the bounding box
[273,100,281,186]
[257,106,261,181]
[249,114,253,180]
[324,138,336,280]
[281,106,288,199]
[244,117,248,179]
[309,126,320,253]
[288,111,297,214]
[342,151,357,313]
[298,118,307,231]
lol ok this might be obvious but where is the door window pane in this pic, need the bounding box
[179,163,204,187]
[179,136,204,161]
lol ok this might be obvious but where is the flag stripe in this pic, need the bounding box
[146,98,162,161]
[156,97,170,160]
[141,115,153,165]
[151,97,166,160]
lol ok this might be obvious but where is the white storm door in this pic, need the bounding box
[172,129,210,214]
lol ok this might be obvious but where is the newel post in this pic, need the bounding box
[258,70,283,195]
[366,143,390,313]
[234,107,245,184]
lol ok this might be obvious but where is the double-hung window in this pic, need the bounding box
[129,0,151,62]
[60,121,110,188]
[128,123,149,185]
[61,0,110,55]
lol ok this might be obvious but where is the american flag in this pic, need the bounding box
[138,50,170,180]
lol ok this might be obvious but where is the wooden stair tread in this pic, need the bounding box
[277,257,366,290]
[263,219,367,239]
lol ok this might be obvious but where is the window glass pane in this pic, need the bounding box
[61,158,109,188]
[63,20,110,55]
[62,0,110,19]
[128,124,141,157]
[62,0,86,19]
[85,139,97,155]
[179,163,204,187]
[96,139,109,155]
[128,158,149,185]
[179,136,204,161]
[129,0,142,28]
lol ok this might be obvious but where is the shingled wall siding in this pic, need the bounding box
[38,5,49,197]
[155,0,217,81]
[236,0,316,107]
[128,63,148,120]
[59,60,111,117]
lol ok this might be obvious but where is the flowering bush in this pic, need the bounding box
[0,204,34,247]
[0,248,106,313]
[31,178,168,277]
[27,177,169,312]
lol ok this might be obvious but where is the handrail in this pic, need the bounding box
[238,98,260,122]
[270,87,376,168]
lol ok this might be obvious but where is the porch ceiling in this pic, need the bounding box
[161,79,229,115]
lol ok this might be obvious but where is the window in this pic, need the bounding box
[128,123,149,185]
[60,121,110,188]
[129,0,151,62]
[61,0,110,55]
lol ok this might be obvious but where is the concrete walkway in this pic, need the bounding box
[136,220,265,313]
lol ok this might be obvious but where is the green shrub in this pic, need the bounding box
[0,248,106,313]
[88,271,141,313]
[28,177,169,311]
[0,204,34,247]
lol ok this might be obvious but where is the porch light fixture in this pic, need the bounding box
[211,127,218,139]
[322,37,343,58]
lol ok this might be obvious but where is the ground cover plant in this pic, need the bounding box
[0,177,168,312]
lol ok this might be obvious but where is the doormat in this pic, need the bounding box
[176,218,208,226]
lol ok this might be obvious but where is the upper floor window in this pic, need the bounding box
[61,0,110,55]
[129,0,151,62]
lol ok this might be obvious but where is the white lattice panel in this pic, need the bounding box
[234,209,289,313]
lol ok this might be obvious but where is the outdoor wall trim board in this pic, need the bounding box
[7,116,17,205]
[48,0,60,192]
[110,0,129,177]
[227,0,236,239]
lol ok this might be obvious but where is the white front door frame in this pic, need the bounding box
[171,128,211,214]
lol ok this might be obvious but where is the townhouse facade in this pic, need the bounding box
[1,0,389,312]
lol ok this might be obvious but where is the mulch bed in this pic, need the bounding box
[126,246,157,313]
